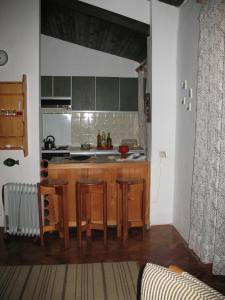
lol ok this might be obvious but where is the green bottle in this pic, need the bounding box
[107,132,112,147]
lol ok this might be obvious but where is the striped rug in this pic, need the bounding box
[0,261,139,300]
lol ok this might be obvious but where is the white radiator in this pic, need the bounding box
[3,183,40,237]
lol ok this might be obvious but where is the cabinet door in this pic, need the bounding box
[120,78,138,111]
[72,77,95,110]
[41,76,52,97]
[53,76,71,97]
[96,77,119,111]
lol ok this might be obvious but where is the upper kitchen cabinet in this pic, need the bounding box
[41,76,138,111]
[120,78,138,111]
[96,77,119,111]
[72,77,95,110]
[41,76,52,97]
[53,76,71,97]
[41,76,71,97]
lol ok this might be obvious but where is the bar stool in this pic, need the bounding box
[116,178,146,244]
[37,179,69,249]
[76,179,107,247]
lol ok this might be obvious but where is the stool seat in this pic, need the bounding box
[76,179,107,247]
[116,178,146,244]
[76,179,105,187]
[37,179,69,249]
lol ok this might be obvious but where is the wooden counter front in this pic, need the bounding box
[48,161,150,227]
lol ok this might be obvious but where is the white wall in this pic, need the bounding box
[173,0,201,241]
[0,0,40,226]
[41,35,139,77]
[150,0,178,225]
[78,0,150,24]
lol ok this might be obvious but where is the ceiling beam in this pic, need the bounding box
[41,0,149,36]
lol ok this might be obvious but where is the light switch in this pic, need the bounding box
[181,97,186,105]
[182,80,187,90]
[159,151,166,158]
[187,102,192,112]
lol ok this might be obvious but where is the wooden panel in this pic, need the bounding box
[0,82,23,94]
[0,136,23,149]
[48,161,150,227]
[0,95,24,110]
[0,116,23,136]
[41,0,149,63]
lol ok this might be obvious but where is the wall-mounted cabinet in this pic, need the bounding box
[41,76,138,111]
[41,76,71,97]
[72,77,95,110]
[96,77,119,110]
[120,78,138,111]
[0,75,28,156]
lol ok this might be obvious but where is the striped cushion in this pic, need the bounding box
[141,263,225,300]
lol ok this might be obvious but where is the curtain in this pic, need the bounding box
[138,68,147,150]
[189,0,225,275]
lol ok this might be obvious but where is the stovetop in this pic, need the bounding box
[42,145,69,151]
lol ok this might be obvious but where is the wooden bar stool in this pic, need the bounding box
[116,178,146,244]
[76,179,107,248]
[37,179,69,249]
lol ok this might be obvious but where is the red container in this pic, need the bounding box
[119,145,129,158]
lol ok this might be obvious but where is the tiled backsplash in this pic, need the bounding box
[41,109,139,146]
[71,111,139,146]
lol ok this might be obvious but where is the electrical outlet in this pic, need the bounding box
[159,151,166,158]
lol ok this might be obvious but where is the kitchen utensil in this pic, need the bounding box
[43,135,56,149]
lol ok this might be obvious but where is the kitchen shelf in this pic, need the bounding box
[0,75,28,156]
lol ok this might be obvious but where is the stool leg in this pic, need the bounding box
[37,183,44,246]
[76,182,82,248]
[142,180,146,240]
[103,182,107,245]
[122,183,129,245]
[117,184,122,239]
[62,185,69,249]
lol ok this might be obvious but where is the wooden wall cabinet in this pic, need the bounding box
[0,75,28,156]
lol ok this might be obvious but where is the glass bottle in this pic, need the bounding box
[107,132,112,147]
[101,131,106,147]
[97,130,102,148]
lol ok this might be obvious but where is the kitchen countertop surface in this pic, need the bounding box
[48,154,148,165]
[42,146,145,155]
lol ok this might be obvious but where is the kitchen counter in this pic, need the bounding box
[48,154,147,165]
[42,146,144,155]
[48,158,150,227]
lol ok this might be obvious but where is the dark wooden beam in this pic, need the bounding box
[42,0,149,36]
[41,0,149,62]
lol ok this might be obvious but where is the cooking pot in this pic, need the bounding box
[43,135,56,149]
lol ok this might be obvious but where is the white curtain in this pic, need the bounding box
[138,68,147,150]
[189,0,225,275]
